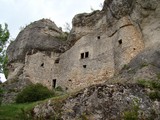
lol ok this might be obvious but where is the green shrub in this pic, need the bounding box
[123,99,139,120]
[16,83,54,103]
[0,87,3,105]
[157,73,160,80]
[150,81,160,90]
[55,86,63,92]
[137,80,160,101]
[137,80,151,88]
[149,91,160,100]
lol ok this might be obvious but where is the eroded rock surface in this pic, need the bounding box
[4,0,160,104]
[7,19,66,63]
[32,84,160,120]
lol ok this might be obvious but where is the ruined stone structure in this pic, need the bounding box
[6,0,160,92]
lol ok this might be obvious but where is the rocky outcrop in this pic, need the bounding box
[4,0,160,104]
[7,19,66,63]
[6,19,68,87]
[32,83,160,120]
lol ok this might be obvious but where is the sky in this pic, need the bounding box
[0,0,104,39]
[0,0,104,82]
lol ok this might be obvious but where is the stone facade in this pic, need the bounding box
[6,0,160,92]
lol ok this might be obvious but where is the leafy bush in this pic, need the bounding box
[123,99,139,120]
[138,80,160,100]
[137,80,151,88]
[149,91,160,100]
[0,87,3,105]
[16,84,54,103]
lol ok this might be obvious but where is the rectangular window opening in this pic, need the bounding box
[83,65,87,68]
[118,39,122,45]
[55,58,60,64]
[53,79,56,88]
[85,52,89,58]
[81,53,84,59]
[97,36,100,39]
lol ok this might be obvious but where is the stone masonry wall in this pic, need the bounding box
[23,51,60,89]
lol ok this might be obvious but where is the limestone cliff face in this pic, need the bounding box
[7,19,65,63]
[6,19,67,88]
[6,0,160,94]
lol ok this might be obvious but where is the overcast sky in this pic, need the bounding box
[0,0,104,39]
[0,0,104,82]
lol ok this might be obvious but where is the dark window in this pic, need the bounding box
[41,63,44,67]
[83,65,87,68]
[118,39,122,45]
[68,79,72,82]
[81,53,84,59]
[55,58,60,64]
[85,52,89,58]
[133,48,136,50]
[97,36,100,39]
[53,79,56,88]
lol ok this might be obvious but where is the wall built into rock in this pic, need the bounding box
[6,0,160,93]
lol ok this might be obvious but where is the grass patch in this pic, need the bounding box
[0,102,36,120]
[0,94,69,120]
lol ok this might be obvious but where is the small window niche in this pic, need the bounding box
[85,52,89,58]
[118,39,122,45]
[40,63,44,67]
[55,58,60,64]
[97,36,101,39]
[83,65,87,68]
[52,79,56,88]
[81,53,84,59]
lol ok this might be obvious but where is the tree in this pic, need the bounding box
[0,23,10,78]
[64,22,71,33]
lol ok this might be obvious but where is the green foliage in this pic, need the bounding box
[16,83,55,103]
[140,62,149,68]
[0,103,36,120]
[55,86,63,92]
[0,87,3,105]
[157,73,160,80]
[55,32,69,41]
[0,23,9,77]
[138,79,160,100]
[149,91,160,101]
[122,64,130,70]
[137,80,152,88]
[123,99,139,120]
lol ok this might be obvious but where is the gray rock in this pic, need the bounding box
[7,19,66,63]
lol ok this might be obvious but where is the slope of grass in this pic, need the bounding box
[0,90,67,119]
[0,103,36,120]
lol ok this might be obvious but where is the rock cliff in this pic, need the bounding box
[2,0,160,115]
